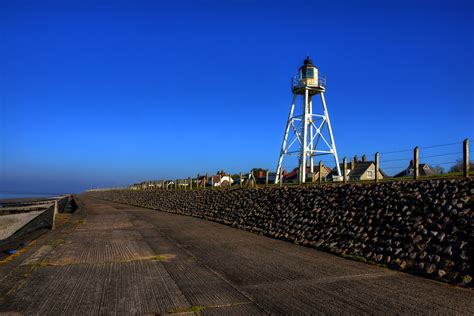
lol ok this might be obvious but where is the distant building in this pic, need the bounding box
[328,156,387,181]
[209,171,234,187]
[393,161,434,177]
[284,166,331,182]
[256,171,277,184]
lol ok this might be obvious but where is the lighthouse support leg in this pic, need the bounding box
[320,92,341,177]
[301,88,309,183]
[309,95,314,175]
[275,93,297,184]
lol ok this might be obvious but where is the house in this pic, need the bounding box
[328,155,387,181]
[209,171,234,187]
[393,161,434,177]
[284,165,332,182]
[256,171,277,184]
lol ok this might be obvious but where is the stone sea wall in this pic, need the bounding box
[88,179,473,286]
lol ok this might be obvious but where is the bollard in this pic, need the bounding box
[239,172,242,188]
[265,169,269,187]
[414,146,419,180]
[463,139,469,178]
[375,152,380,183]
[189,177,192,190]
[343,157,347,183]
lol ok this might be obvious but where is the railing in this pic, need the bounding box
[291,74,327,90]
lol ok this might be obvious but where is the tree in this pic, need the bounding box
[449,159,474,173]
[431,165,444,175]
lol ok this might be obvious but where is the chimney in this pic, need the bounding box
[362,154,366,162]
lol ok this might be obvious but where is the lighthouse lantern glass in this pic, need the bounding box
[300,67,315,80]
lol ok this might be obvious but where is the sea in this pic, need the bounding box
[0,193,57,200]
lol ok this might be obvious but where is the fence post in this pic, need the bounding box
[464,138,469,178]
[375,152,380,183]
[414,146,419,180]
[318,161,323,184]
[239,172,242,188]
[265,169,269,187]
[343,157,347,183]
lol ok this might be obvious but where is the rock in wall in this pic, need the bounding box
[88,179,473,287]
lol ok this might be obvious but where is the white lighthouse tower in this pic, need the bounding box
[275,57,342,184]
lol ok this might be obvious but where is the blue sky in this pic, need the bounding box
[1,0,473,194]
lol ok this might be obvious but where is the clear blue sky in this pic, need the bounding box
[1,0,473,194]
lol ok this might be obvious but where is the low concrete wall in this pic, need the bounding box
[88,179,473,287]
[0,196,71,254]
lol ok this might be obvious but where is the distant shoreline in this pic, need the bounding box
[0,193,62,198]
[0,193,58,204]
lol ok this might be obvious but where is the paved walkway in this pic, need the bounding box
[0,196,473,314]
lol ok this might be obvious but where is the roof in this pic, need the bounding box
[284,166,331,180]
[328,161,388,178]
[393,163,433,177]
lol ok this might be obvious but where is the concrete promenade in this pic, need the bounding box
[0,195,473,314]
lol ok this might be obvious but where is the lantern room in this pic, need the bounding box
[299,56,319,87]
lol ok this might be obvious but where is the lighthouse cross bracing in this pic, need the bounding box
[275,57,342,184]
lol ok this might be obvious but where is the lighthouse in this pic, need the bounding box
[275,57,342,184]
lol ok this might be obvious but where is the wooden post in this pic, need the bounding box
[205,172,208,189]
[239,172,242,188]
[463,138,469,178]
[265,169,269,186]
[188,177,192,190]
[375,152,380,183]
[414,146,419,180]
[318,161,323,184]
[343,157,347,184]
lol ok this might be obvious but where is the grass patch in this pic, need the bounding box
[169,305,203,315]
[340,253,367,263]
[150,254,175,262]
[0,240,37,265]
[30,261,53,267]
[340,253,389,268]
[55,238,65,245]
